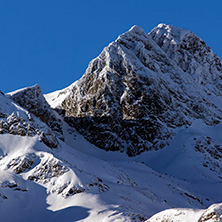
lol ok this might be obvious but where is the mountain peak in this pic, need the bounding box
[156,23,188,32]
[150,23,194,45]
[50,24,222,156]
[150,23,222,86]
[128,25,146,34]
[115,24,148,44]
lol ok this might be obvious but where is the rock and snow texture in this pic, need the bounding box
[7,84,64,141]
[0,83,221,221]
[0,92,213,221]
[46,24,222,156]
[0,93,58,148]
[149,24,222,88]
[147,203,222,222]
[1,24,222,221]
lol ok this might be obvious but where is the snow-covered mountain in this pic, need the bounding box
[45,24,222,157]
[1,24,222,221]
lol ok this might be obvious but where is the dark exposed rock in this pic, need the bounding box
[27,158,68,182]
[66,186,85,197]
[7,153,38,174]
[194,136,222,174]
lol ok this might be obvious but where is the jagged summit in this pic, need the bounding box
[150,23,222,87]
[129,25,145,32]
[118,25,147,39]
[151,23,193,43]
[45,23,222,156]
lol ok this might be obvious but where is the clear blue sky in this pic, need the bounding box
[1,0,222,93]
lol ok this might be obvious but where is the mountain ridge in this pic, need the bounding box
[45,23,222,156]
[1,23,222,221]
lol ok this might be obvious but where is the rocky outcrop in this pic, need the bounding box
[199,203,222,222]
[147,203,222,222]
[7,84,64,141]
[0,93,58,148]
[50,24,222,156]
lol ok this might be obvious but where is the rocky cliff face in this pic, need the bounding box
[0,93,58,148]
[47,24,222,156]
[7,84,64,141]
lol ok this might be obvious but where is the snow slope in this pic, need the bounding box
[1,88,222,221]
[0,131,219,222]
